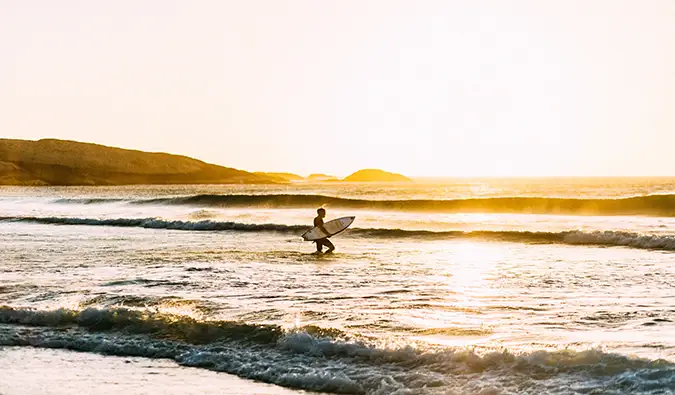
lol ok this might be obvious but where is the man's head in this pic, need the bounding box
[317,208,326,218]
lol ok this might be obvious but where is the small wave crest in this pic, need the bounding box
[54,198,130,204]
[3,215,675,251]
[0,306,285,345]
[118,193,675,216]
[1,306,673,394]
[0,216,307,233]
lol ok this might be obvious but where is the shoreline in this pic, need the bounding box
[0,346,310,395]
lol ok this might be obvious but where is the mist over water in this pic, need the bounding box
[2,179,675,394]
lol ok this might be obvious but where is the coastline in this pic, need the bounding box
[0,347,310,395]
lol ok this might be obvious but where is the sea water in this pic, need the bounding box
[1,179,674,394]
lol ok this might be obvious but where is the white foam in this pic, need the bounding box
[563,230,675,250]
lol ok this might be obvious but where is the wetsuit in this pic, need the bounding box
[314,216,335,253]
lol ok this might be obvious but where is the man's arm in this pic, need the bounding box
[315,218,330,237]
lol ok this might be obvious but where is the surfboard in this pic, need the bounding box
[301,216,355,241]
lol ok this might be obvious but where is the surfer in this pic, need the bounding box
[314,208,335,253]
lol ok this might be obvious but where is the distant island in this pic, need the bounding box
[0,138,277,186]
[307,173,339,181]
[343,169,412,182]
[254,172,304,182]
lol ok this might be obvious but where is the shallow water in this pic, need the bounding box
[1,180,674,394]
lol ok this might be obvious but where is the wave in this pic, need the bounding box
[350,228,675,252]
[52,193,675,216]
[1,306,673,394]
[54,198,129,204]
[3,215,675,251]
[0,216,308,233]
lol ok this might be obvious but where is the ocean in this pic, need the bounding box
[1,178,674,394]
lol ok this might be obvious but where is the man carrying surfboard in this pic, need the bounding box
[301,211,355,252]
[313,208,335,253]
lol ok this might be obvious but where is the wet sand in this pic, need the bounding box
[0,347,308,395]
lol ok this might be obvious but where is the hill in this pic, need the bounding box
[343,169,412,182]
[254,172,304,182]
[0,139,277,186]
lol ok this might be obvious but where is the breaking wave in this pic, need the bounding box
[0,216,307,233]
[0,306,673,394]
[3,216,675,251]
[52,193,675,216]
[54,198,129,204]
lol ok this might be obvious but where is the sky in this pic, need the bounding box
[1,1,674,177]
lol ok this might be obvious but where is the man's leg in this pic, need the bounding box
[315,240,323,253]
[324,238,335,253]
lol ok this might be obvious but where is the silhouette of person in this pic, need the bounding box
[314,208,335,253]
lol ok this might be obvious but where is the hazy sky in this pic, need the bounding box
[2,1,674,177]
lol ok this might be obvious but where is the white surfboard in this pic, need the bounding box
[301,216,355,241]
